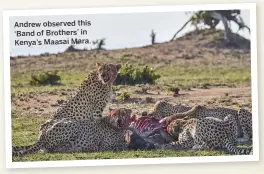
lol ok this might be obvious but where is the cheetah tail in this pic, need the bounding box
[224,139,252,155]
[172,104,201,119]
[12,145,33,152]
[12,142,42,157]
[159,105,201,125]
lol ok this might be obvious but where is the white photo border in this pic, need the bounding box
[3,3,259,169]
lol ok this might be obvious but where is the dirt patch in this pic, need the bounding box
[11,86,251,118]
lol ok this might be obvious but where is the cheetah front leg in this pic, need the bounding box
[192,141,210,150]
[236,133,251,145]
[236,121,251,145]
[238,124,251,144]
[155,139,194,150]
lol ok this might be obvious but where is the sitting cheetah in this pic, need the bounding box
[54,62,121,120]
[157,114,252,155]
[149,100,252,143]
[13,63,123,155]
[39,63,121,132]
[12,117,128,157]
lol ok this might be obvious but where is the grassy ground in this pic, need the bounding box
[13,149,229,162]
[12,114,251,162]
[10,29,252,162]
[12,116,229,162]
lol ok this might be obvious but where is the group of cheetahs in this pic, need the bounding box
[12,63,253,157]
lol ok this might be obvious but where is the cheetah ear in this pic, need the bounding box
[141,111,148,116]
[96,62,101,69]
[130,114,137,121]
[125,128,134,135]
[116,64,122,72]
[148,111,154,117]
[127,130,133,136]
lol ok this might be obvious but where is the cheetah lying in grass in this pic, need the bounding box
[149,100,252,144]
[156,114,252,155]
[13,115,159,156]
[13,117,136,156]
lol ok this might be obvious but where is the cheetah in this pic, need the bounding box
[108,107,133,129]
[149,100,252,143]
[12,117,129,157]
[54,62,121,120]
[13,63,123,155]
[107,105,201,145]
[39,63,121,131]
[156,114,252,155]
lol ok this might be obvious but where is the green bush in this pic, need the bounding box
[115,63,161,85]
[29,71,62,86]
[112,85,121,92]
[167,86,180,93]
[166,85,180,97]
[117,91,131,101]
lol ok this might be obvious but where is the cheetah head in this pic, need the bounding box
[166,119,186,141]
[96,63,122,85]
[148,100,176,119]
[108,107,133,129]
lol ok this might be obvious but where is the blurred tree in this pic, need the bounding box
[93,38,106,50]
[150,30,156,45]
[171,10,250,43]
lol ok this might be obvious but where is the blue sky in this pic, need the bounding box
[10,10,250,56]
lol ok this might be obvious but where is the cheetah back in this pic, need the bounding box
[12,117,127,156]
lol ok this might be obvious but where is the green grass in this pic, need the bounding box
[11,65,251,94]
[156,65,251,87]
[11,71,86,94]
[12,115,50,146]
[12,115,241,162]
[13,149,229,162]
